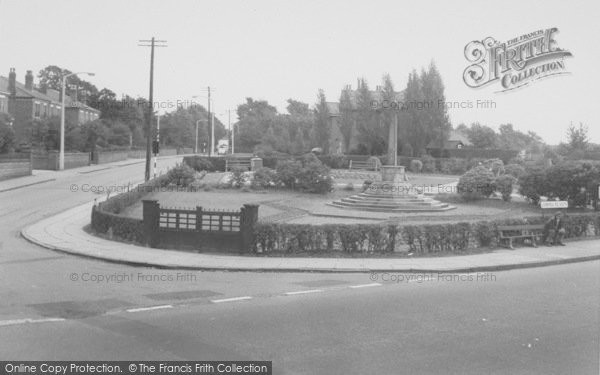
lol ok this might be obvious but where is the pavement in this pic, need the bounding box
[21,196,600,272]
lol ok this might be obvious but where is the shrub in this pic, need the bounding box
[183,156,226,172]
[484,158,505,177]
[297,161,333,194]
[410,159,423,173]
[230,167,247,188]
[276,159,303,189]
[343,183,355,191]
[504,163,526,179]
[251,167,278,189]
[362,180,373,192]
[518,167,547,204]
[318,154,347,169]
[421,155,437,173]
[494,175,516,202]
[166,162,195,187]
[457,166,496,200]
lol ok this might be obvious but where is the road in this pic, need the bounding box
[1,158,599,374]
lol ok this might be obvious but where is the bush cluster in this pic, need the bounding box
[252,213,600,255]
[183,156,226,172]
[166,163,196,187]
[457,166,496,200]
[518,162,600,207]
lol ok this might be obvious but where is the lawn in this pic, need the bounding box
[117,171,572,225]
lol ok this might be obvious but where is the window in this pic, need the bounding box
[34,102,41,118]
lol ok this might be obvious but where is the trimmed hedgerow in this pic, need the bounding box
[251,213,600,255]
[91,206,145,243]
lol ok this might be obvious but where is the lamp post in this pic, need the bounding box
[60,71,94,170]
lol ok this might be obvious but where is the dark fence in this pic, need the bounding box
[142,200,259,253]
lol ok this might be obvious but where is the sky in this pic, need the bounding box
[1,0,599,144]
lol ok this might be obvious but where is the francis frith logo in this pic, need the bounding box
[463,28,573,92]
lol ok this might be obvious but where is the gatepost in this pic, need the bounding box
[142,199,160,247]
[240,204,259,252]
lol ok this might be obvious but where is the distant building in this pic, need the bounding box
[327,80,404,154]
[426,129,472,152]
[0,68,100,143]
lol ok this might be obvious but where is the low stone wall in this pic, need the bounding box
[128,148,177,159]
[92,151,129,164]
[0,155,32,180]
[32,151,90,170]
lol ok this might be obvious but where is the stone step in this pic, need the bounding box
[340,198,441,207]
[327,202,455,212]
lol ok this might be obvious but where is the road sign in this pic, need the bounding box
[540,201,568,209]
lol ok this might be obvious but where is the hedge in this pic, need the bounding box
[91,206,145,243]
[252,213,600,255]
[91,174,173,243]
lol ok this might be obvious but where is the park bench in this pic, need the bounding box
[348,159,380,171]
[498,224,545,249]
[225,158,252,171]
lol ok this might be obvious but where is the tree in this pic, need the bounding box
[313,89,330,154]
[566,122,589,151]
[339,88,354,153]
[497,123,543,151]
[37,65,98,101]
[403,70,426,155]
[466,122,498,149]
[354,78,378,154]
[0,114,15,153]
[420,62,451,153]
[236,98,279,153]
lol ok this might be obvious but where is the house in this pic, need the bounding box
[426,129,472,152]
[327,80,405,154]
[0,68,100,143]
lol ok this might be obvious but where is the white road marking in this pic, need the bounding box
[126,305,173,313]
[285,289,323,296]
[349,283,382,289]
[211,296,253,303]
[0,317,65,327]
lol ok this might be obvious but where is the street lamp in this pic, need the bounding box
[60,71,94,170]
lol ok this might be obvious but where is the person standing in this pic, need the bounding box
[543,212,566,246]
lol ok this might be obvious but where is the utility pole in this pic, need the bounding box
[207,87,212,156]
[138,37,167,181]
[228,109,232,154]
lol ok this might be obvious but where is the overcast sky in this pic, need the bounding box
[1,0,598,144]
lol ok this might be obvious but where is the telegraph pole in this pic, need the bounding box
[138,37,167,181]
[207,87,212,156]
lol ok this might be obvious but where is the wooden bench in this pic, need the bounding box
[348,159,380,171]
[498,224,545,249]
[225,158,251,171]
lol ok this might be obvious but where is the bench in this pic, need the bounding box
[498,224,545,249]
[225,158,251,171]
[348,159,380,171]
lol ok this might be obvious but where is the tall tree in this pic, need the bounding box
[338,88,354,153]
[566,122,589,151]
[313,89,330,153]
[421,62,451,153]
[466,122,498,149]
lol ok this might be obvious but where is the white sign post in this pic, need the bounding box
[540,201,568,209]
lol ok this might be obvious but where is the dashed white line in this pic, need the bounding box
[126,305,173,313]
[0,317,65,327]
[211,296,253,303]
[285,289,324,296]
[349,283,382,289]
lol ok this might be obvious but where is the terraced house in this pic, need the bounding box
[0,68,100,144]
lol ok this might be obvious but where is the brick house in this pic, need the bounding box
[0,68,100,143]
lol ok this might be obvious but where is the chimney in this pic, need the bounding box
[8,68,16,97]
[25,70,34,91]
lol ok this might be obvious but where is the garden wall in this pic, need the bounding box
[91,150,129,164]
[0,153,32,180]
[32,151,90,170]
